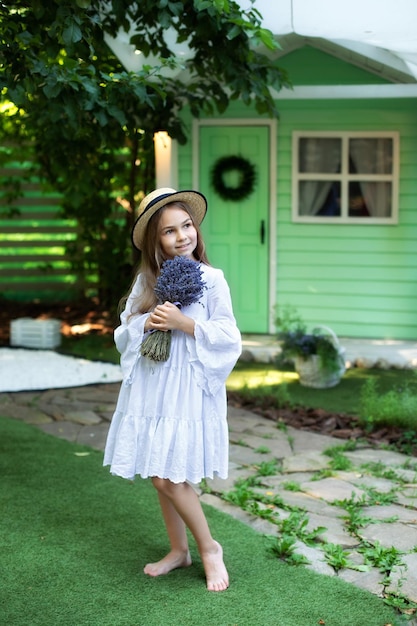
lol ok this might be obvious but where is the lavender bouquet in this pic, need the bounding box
[140,256,206,362]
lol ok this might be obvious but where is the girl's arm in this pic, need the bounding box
[114,276,149,384]
[186,268,242,396]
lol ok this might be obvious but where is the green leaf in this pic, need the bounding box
[226,25,241,41]
[194,0,217,11]
[258,27,280,51]
[42,81,62,98]
[107,105,127,126]
[214,0,230,11]
[62,23,83,46]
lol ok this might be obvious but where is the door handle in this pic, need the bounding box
[260,220,265,245]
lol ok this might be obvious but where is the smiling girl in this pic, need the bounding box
[103,188,241,592]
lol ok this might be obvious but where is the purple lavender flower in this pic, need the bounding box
[140,256,206,362]
[154,256,206,307]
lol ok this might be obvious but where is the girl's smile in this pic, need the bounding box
[158,207,198,259]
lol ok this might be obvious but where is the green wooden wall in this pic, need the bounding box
[274,98,417,340]
[0,149,80,302]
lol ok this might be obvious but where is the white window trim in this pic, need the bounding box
[292,130,399,225]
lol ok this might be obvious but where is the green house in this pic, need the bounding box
[167,29,417,341]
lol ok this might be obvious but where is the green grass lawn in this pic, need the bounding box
[0,416,404,626]
[229,361,417,416]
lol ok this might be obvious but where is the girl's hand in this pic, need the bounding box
[147,302,195,336]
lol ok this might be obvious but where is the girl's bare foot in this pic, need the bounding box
[144,550,192,577]
[201,541,229,592]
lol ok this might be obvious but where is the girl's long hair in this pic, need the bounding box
[120,201,210,315]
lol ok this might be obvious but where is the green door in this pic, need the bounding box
[199,125,270,333]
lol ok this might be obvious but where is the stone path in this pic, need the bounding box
[2,382,417,617]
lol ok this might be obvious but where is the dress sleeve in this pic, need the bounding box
[114,275,148,385]
[187,268,242,396]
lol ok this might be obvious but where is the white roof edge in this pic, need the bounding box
[271,84,417,99]
[326,39,415,80]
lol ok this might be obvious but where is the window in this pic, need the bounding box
[292,132,399,224]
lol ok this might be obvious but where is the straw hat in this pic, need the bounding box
[131,188,208,250]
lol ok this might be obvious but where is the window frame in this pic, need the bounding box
[291,130,400,224]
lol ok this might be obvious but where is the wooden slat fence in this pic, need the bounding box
[0,149,86,302]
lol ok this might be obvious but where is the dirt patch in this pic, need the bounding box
[227,391,415,453]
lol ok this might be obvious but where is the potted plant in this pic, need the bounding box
[275,306,346,388]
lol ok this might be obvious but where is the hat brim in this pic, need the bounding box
[132,189,207,251]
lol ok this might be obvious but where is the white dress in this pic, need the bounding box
[103,264,242,483]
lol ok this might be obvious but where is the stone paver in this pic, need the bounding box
[286,427,340,454]
[300,477,367,503]
[282,451,331,473]
[294,541,335,577]
[360,521,417,552]
[345,448,410,467]
[229,443,276,466]
[338,567,385,597]
[229,430,293,458]
[2,380,417,614]
[304,512,359,547]
[361,504,417,523]
[388,554,417,603]
[0,401,53,424]
[38,420,81,442]
[63,409,102,426]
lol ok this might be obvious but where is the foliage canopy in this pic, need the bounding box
[0,0,289,306]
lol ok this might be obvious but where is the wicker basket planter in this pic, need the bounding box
[293,326,345,389]
[294,353,345,388]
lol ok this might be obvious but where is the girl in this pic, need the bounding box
[104,188,241,592]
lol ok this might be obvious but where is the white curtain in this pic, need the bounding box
[299,138,341,215]
[349,139,392,217]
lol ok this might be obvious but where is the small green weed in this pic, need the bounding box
[396,431,417,456]
[254,445,271,454]
[323,445,354,471]
[222,483,256,508]
[246,500,276,520]
[234,439,250,448]
[334,494,373,535]
[324,442,358,454]
[364,487,398,507]
[242,475,264,487]
[311,469,334,480]
[322,543,351,571]
[359,378,417,432]
[329,453,353,471]
[383,591,417,615]
[199,478,211,493]
[282,481,301,492]
[359,541,404,574]
[402,458,417,472]
[254,489,286,510]
[277,511,326,545]
[267,535,310,566]
[254,460,280,476]
[360,461,404,483]
[222,478,285,522]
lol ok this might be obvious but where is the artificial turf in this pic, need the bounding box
[0,417,404,626]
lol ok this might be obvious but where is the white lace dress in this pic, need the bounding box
[103,264,242,484]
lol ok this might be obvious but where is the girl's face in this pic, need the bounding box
[158,206,198,260]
